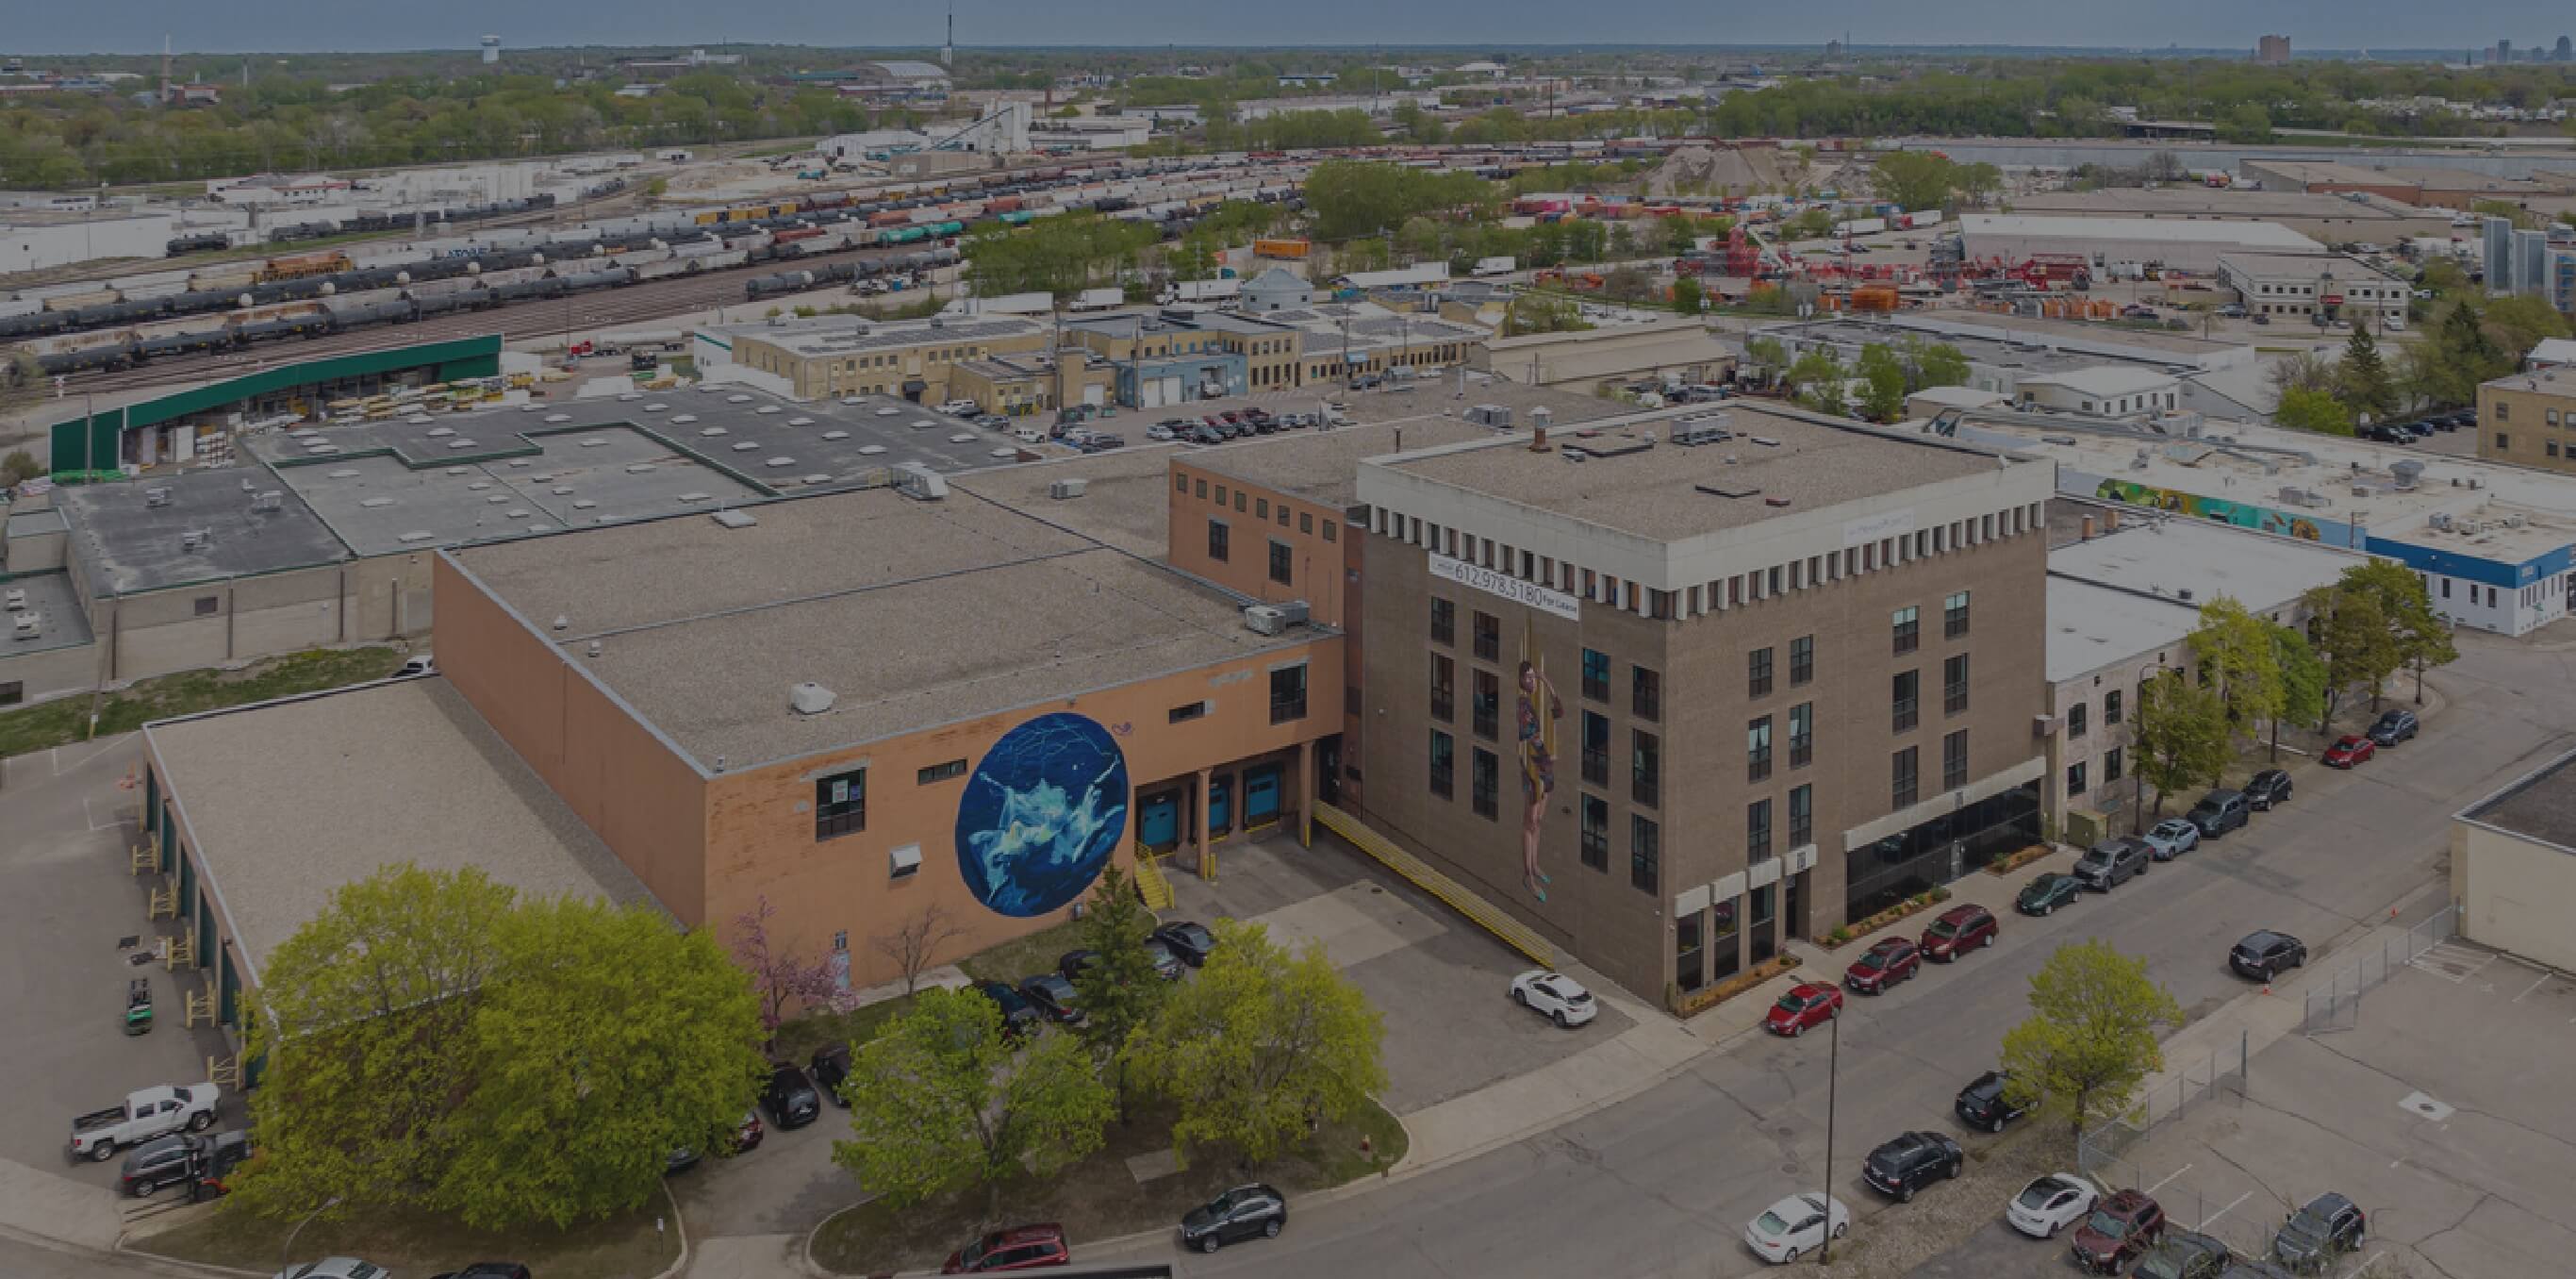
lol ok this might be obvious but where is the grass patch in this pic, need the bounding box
[809,1095,1407,1274]
[0,645,405,759]
[136,1196,679,1279]
[771,991,918,1063]
[956,917,1098,987]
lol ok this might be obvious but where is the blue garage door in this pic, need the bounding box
[1138,789,1181,851]
[1244,765,1282,829]
[1208,775,1233,836]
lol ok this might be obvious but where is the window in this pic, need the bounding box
[1279,507,1291,528]
[1790,703,1814,768]
[2495,402,2510,421]
[1168,700,1208,723]
[1943,729,1969,790]
[1676,911,1705,992]
[1234,490,1247,512]
[2105,747,2124,784]
[1944,654,1971,715]
[1632,729,1661,807]
[1791,634,1814,686]
[1324,521,1337,542]
[1892,606,1920,654]
[1269,665,1307,723]
[1630,815,1660,893]
[1944,590,1971,638]
[815,768,867,840]
[2067,760,2089,797]
[1892,670,1919,732]
[1428,730,1455,799]
[1892,747,1920,808]
[1473,670,1499,739]
[2068,701,2089,739]
[1474,610,1499,661]
[1430,598,1455,645]
[1471,749,1499,819]
[1215,483,1229,505]
[2497,432,2511,451]
[1207,519,1230,562]
[1579,795,1610,870]
[1177,473,1190,494]
[1748,646,1775,697]
[193,596,220,617]
[1581,710,1610,786]
[1632,665,1662,723]
[1266,540,1294,586]
[1581,648,1610,701]
[916,759,967,785]
[1789,784,1813,848]
[1747,798,1773,862]
[1429,654,1455,722]
[1256,497,1269,520]
[2105,689,2124,725]
[1747,716,1774,782]
[1300,511,1314,534]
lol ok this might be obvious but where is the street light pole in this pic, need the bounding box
[2132,659,2162,835]
[279,1196,342,1275]
[1820,1007,1841,1264]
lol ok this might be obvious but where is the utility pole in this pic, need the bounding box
[1820,1007,1841,1264]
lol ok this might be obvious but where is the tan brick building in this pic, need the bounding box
[2479,366,2576,473]
[708,313,1052,403]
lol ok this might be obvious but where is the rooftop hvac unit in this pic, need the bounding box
[3,589,24,610]
[180,529,212,552]
[2429,511,2452,532]
[789,682,837,715]
[1529,406,1552,433]
[1049,477,1088,500]
[895,464,949,502]
[250,490,285,513]
[2391,459,2426,489]
[11,613,38,639]
[1241,603,1309,635]
[144,487,172,508]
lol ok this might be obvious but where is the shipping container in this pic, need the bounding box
[1254,238,1312,260]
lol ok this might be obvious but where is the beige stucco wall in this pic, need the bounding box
[2453,822,2576,972]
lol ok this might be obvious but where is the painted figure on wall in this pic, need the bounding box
[956,712,1131,918]
[1517,637,1562,903]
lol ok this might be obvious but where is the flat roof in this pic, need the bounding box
[713,313,1047,360]
[1381,403,2001,542]
[452,487,1314,768]
[1191,418,1498,507]
[2482,366,2576,398]
[2021,366,2184,397]
[2009,188,2436,224]
[1761,317,2212,379]
[2460,747,2576,852]
[56,467,347,596]
[2217,252,2403,282]
[2045,576,2201,683]
[1961,213,2322,252]
[0,569,94,655]
[1180,380,1640,505]
[951,446,1183,559]
[146,678,660,980]
[2249,158,2553,195]
[2049,509,2370,612]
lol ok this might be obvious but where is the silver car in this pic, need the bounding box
[2140,819,2201,861]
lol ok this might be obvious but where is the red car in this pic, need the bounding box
[1920,905,1999,962]
[2323,735,2376,768]
[2070,1188,2166,1273]
[1843,938,1922,994]
[944,1223,1071,1272]
[1764,982,1845,1036]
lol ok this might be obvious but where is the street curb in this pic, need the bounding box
[653,1178,692,1279]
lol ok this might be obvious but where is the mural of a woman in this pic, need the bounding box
[1516,653,1562,903]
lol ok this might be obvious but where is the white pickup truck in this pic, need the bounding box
[68,1082,219,1161]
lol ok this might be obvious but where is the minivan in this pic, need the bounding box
[2187,790,2250,839]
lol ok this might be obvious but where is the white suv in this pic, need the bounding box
[1508,970,1598,1028]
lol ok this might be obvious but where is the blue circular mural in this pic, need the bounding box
[955,712,1131,918]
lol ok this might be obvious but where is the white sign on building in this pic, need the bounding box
[1429,553,1582,622]
[1843,507,1918,547]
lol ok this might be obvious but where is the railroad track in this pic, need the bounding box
[50,243,919,397]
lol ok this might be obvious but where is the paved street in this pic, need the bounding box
[1082,630,2576,1279]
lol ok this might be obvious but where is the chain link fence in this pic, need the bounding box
[2076,1031,2249,1184]
[2303,905,2461,1035]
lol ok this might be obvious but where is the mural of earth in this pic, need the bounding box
[955,712,1131,918]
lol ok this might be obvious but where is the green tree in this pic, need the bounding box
[1999,940,2184,1141]
[1856,342,1909,422]
[1871,150,1964,212]
[2405,302,2512,407]
[2133,670,2230,818]
[438,897,766,1229]
[2339,559,2456,706]
[2274,386,2354,436]
[2303,580,2401,727]
[834,988,1113,1215]
[1784,348,1847,415]
[1743,335,1789,385]
[0,346,43,422]
[1070,867,1167,1118]
[2268,619,2329,760]
[2188,597,2287,748]
[1503,291,1592,337]
[2482,294,2572,354]
[1912,341,1972,390]
[2337,324,2398,424]
[1670,275,1704,315]
[1122,921,1385,1165]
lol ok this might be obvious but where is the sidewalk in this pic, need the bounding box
[0,1158,124,1254]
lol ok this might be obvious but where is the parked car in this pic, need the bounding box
[1743,1192,1850,1265]
[1861,1130,1963,1202]
[69,1082,220,1161]
[1763,982,1843,1037]
[1141,938,1185,981]
[761,1063,820,1129]
[1180,1183,1285,1254]
[2368,709,2419,747]
[2073,838,2152,891]
[2187,790,2251,838]
[1844,938,1922,994]
[1956,1070,2027,1133]
[2141,819,2202,860]
[942,1223,1070,1272]
[396,653,438,678]
[2271,1192,2366,1273]
[187,1129,254,1199]
[1920,905,1998,961]
[2016,872,2084,917]
[1510,969,1599,1027]
[2322,735,2376,768]
[2071,1188,2168,1273]
[731,1109,764,1154]
[975,980,1043,1037]
[2230,930,2307,981]
[1151,921,1217,966]
[1145,424,1176,441]
[2006,1171,2100,1238]
[119,1133,204,1198]
[1018,973,1084,1025]
[429,1267,532,1279]
[2135,1228,2234,1279]
[809,1044,851,1105]
[275,1261,388,1279]
[2243,768,2294,811]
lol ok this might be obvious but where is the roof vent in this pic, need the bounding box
[790,682,837,715]
[145,487,172,508]
[2177,588,2196,602]
[1049,478,1089,500]
[180,529,212,552]
[710,508,758,529]
[552,614,570,631]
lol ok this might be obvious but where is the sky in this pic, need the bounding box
[14,1,2576,56]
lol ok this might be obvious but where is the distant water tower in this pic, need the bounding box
[481,35,501,65]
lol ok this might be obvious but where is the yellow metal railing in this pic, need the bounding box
[185,981,217,1029]
[1131,845,1176,911]
[206,1055,239,1090]
[1312,802,1554,967]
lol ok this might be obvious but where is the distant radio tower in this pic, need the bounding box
[481,35,501,65]
[943,2,955,68]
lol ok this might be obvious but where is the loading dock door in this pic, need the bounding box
[1207,774,1233,837]
[1138,789,1181,852]
[1244,765,1282,830]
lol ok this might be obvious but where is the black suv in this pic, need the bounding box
[2272,1192,2365,1272]
[2230,930,2307,981]
[810,1044,851,1106]
[1152,921,1218,966]
[2074,838,2152,891]
[2243,769,2293,811]
[974,980,1043,1037]
[762,1062,821,1129]
[2368,709,2419,747]
[1954,1070,2027,1133]
[2188,789,2251,838]
[1860,1130,1964,1203]
[2134,1227,2233,1279]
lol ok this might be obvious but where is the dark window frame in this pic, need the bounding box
[1790,634,1814,686]
[1581,648,1610,702]
[1268,540,1294,586]
[1632,665,1662,723]
[1892,746,1920,808]
[1428,729,1455,799]
[815,768,868,840]
[1892,605,1920,655]
[1944,590,1971,639]
[1789,783,1813,848]
[1207,518,1230,562]
[1581,710,1610,787]
[1790,702,1814,769]
[1430,597,1455,646]
[1473,610,1500,661]
[1429,654,1456,723]
[1632,728,1661,808]
[1268,665,1308,724]
[1892,669,1920,733]
[1748,646,1774,698]
[1630,814,1660,893]
[916,759,968,785]
[1579,794,1610,870]
[1471,748,1500,820]
[1943,729,1969,790]
[1747,798,1773,862]
[1944,653,1971,716]
[1747,716,1773,783]
[1472,668,1500,740]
